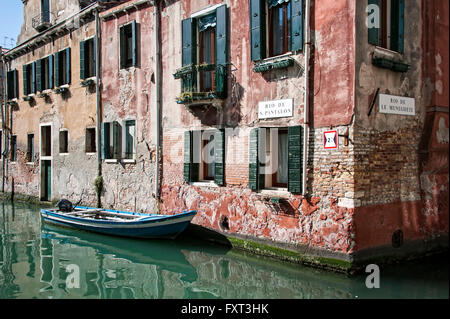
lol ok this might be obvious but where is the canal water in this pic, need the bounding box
[0,201,448,299]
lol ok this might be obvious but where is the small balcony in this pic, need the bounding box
[32,10,52,32]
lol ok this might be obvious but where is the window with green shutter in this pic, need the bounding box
[367,0,404,54]
[175,5,228,103]
[120,21,138,69]
[101,121,122,160]
[55,48,71,87]
[250,0,304,62]
[248,126,303,193]
[7,69,19,100]
[80,38,96,79]
[124,120,136,160]
[37,56,53,91]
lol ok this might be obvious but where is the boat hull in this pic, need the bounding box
[40,207,197,239]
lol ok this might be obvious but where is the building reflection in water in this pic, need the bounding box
[0,202,448,299]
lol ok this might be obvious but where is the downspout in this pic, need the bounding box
[302,0,311,195]
[1,55,6,193]
[154,0,161,200]
[95,8,102,207]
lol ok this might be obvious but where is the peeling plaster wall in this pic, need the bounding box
[100,2,158,213]
[353,0,449,254]
[160,0,357,257]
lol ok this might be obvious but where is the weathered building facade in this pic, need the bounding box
[1,0,448,270]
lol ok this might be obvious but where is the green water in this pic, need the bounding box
[0,201,448,299]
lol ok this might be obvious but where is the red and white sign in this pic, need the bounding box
[323,130,338,149]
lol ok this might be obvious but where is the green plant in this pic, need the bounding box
[94,175,103,207]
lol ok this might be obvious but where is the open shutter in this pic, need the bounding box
[390,0,404,54]
[184,131,192,182]
[182,18,196,67]
[13,69,19,98]
[48,55,54,89]
[119,26,126,69]
[250,0,266,61]
[287,125,303,194]
[101,122,109,160]
[31,62,36,93]
[66,47,71,84]
[214,129,225,186]
[80,40,86,79]
[112,121,121,159]
[249,128,260,191]
[23,65,29,96]
[291,0,304,51]
[132,21,138,67]
[215,5,228,98]
[54,51,60,87]
[36,59,42,91]
[368,0,380,46]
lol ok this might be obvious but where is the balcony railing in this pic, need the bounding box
[32,10,52,31]
[174,64,227,105]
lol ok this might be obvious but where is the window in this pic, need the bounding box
[41,0,50,23]
[37,56,54,91]
[177,5,227,100]
[6,69,19,100]
[101,122,120,159]
[119,21,138,69]
[368,0,404,53]
[41,125,51,157]
[23,62,36,96]
[184,129,225,185]
[80,38,96,79]
[85,128,96,153]
[59,130,68,154]
[250,0,303,61]
[249,126,303,193]
[27,134,35,162]
[124,120,136,160]
[55,48,71,87]
[10,135,17,162]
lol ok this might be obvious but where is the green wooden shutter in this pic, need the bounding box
[31,62,36,93]
[390,0,404,53]
[101,122,109,160]
[23,65,29,96]
[13,69,19,98]
[215,5,228,98]
[113,121,122,159]
[80,40,86,79]
[54,51,60,87]
[184,131,192,182]
[36,59,42,91]
[48,55,54,89]
[288,125,303,194]
[132,21,138,67]
[250,0,266,61]
[66,47,71,84]
[368,0,380,46]
[249,128,260,191]
[119,26,126,69]
[291,0,304,51]
[214,129,225,186]
[182,18,196,67]
[93,38,97,76]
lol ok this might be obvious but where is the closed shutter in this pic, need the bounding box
[48,55,54,89]
[181,18,197,92]
[291,0,304,51]
[80,40,86,79]
[13,69,19,98]
[93,38,97,76]
[23,65,29,96]
[368,0,380,46]
[287,125,303,194]
[36,59,42,91]
[54,51,60,87]
[184,131,192,182]
[66,47,71,84]
[249,128,263,191]
[215,5,228,98]
[214,129,225,186]
[132,21,138,67]
[250,0,266,61]
[120,26,126,69]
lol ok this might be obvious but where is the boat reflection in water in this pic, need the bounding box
[0,201,448,299]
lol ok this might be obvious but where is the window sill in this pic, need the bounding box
[105,159,118,163]
[253,53,295,73]
[81,77,96,87]
[371,46,409,73]
[26,162,35,166]
[59,152,69,156]
[190,181,219,188]
[86,152,97,156]
[121,159,136,164]
[40,156,52,160]
[260,188,291,199]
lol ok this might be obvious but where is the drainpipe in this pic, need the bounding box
[1,55,6,193]
[154,0,161,200]
[302,0,311,195]
[95,8,102,206]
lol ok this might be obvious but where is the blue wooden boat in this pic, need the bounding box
[40,206,197,239]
